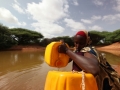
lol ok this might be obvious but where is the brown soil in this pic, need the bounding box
[96,42,120,51]
[8,45,45,51]
[96,42,120,56]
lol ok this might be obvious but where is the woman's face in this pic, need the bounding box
[73,35,87,51]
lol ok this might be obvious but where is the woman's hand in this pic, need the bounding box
[58,43,68,54]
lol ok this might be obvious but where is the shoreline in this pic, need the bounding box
[6,45,45,51]
[96,42,120,51]
[6,42,120,51]
[95,42,120,56]
[2,43,120,75]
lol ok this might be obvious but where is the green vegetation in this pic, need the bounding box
[0,24,43,50]
[10,28,43,45]
[89,30,120,45]
[0,24,16,50]
[0,24,120,50]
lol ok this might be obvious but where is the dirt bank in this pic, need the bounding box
[8,45,45,51]
[96,42,120,56]
[96,42,120,51]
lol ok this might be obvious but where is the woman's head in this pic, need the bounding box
[73,30,88,51]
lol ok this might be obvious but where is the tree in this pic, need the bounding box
[10,28,44,45]
[0,24,16,50]
[51,36,74,47]
[112,29,120,42]
[88,31,105,45]
[40,38,51,46]
[100,31,112,45]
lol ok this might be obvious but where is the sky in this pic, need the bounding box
[0,0,120,38]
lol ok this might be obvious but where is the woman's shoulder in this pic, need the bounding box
[80,47,91,52]
[81,46,98,56]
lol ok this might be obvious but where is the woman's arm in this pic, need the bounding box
[66,49,99,76]
[58,43,100,76]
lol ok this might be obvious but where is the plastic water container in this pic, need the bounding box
[44,42,69,68]
[44,71,98,90]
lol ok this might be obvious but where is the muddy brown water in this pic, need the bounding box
[0,50,120,90]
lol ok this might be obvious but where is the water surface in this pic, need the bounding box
[0,50,120,90]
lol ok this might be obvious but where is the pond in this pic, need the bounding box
[0,50,120,90]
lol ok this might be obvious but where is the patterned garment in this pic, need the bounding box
[83,47,120,90]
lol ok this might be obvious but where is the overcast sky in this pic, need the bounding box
[0,0,120,38]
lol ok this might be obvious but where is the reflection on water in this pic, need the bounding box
[0,50,120,90]
[0,51,46,90]
[0,51,44,76]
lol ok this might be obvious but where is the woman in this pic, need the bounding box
[58,30,99,76]
[58,30,120,90]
